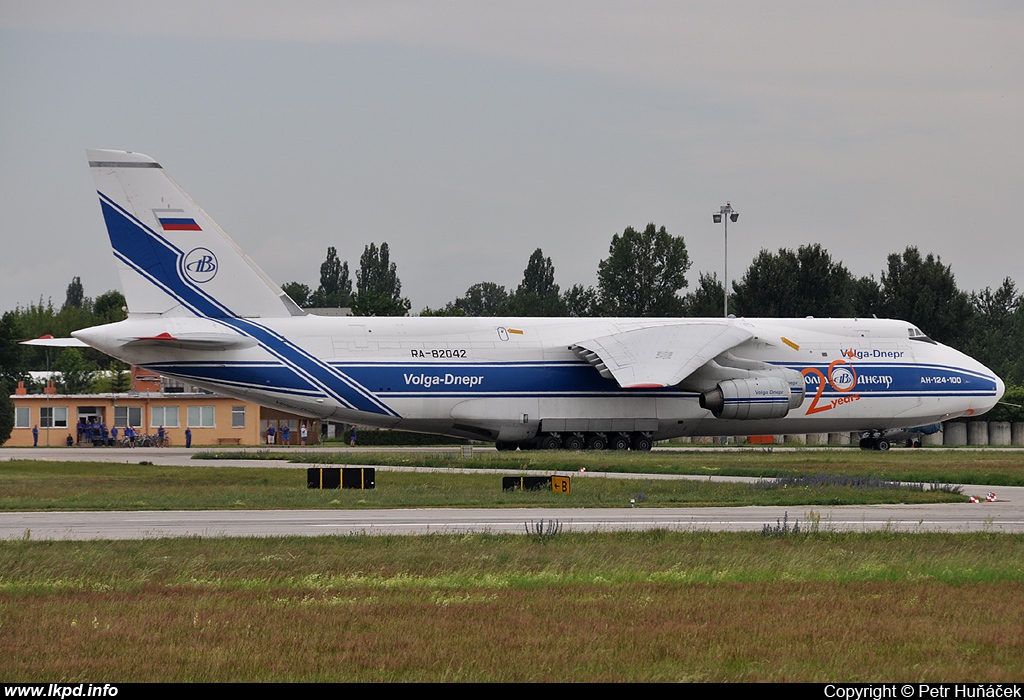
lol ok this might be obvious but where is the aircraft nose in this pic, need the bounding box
[971,367,1005,416]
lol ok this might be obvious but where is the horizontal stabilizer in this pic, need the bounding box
[572,323,753,388]
[121,332,257,351]
[20,336,89,347]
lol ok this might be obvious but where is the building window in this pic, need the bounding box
[15,406,30,428]
[40,406,68,428]
[231,405,246,428]
[114,406,142,428]
[187,405,216,428]
[151,406,180,428]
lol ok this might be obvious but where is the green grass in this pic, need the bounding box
[0,459,966,511]
[197,446,1024,486]
[2,531,1023,681]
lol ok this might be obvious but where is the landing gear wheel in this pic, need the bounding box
[585,434,607,451]
[495,441,516,452]
[876,439,890,451]
[631,435,653,451]
[564,434,586,451]
[610,434,630,451]
[539,434,561,450]
[859,438,871,450]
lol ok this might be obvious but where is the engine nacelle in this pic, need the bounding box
[699,376,799,420]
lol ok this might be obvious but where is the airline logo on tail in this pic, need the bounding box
[182,247,218,283]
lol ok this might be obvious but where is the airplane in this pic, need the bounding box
[69,149,1004,451]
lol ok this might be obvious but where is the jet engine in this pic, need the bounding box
[698,376,802,420]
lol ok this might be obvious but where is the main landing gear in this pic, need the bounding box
[858,436,891,451]
[495,432,654,452]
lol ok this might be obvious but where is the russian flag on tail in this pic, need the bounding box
[154,208,202,231]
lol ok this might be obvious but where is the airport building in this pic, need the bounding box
[7,367,318,448]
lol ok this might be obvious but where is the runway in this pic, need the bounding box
[2,447,1022,539]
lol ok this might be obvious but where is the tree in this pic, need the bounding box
[879,246,972,347]
[281,282,312,308]
[0,310,28,390]
[53,347,97,394]
[967,278,1022,385]
[353,242,411,316]
[731,244,855,318]
[419,303,467,317]
[308,246,352,308]
[62,276,88,312]
[850,275,882,318]
[0,379,13,446]
[107,359,131,393]
[681,272,725,317]
[597,223,690,317]
[562,284,599,317]
[508,249,565,316]
[93,290,127,323]
[456,282,510,317]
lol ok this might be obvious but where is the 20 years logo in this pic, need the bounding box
[803,359,859,415]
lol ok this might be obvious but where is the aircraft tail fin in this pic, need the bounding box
[87,149,303,319]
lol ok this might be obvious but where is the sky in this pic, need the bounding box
[1,1,1022,317]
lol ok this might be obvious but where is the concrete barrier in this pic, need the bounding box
[967,422,989,446]
[828,432,851,445]
[988,422,1011,446]
[1013,423,1024,446]
[783,434,806,444]
[943,422,967,446]
[922,430,943,446]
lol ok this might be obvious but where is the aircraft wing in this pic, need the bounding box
[571,323,753,388]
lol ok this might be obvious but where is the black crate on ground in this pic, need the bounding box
[307,467,375,489]
[502,475,553,492]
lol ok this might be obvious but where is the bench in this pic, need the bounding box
[217,437,242,445]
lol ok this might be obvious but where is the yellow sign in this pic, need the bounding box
[551,475,571,494]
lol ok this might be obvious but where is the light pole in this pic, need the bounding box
[712,202,738,317]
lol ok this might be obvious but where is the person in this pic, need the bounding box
[349,426,357,447]
[32,425,38,447]
[76,419,84,446]
[65,434,73,447]
[157,425,165,447]
[185,427,192,448]
[300,423,308,446]
[266,423,276,445]
[111,426,118,447]
[281,423,290,446]
[126,425,136,447]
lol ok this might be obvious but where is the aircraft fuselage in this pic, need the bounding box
[74,314,1003,444]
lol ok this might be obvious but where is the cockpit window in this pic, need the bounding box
[907,327,936,344]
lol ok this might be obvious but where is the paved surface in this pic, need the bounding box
[2,447,1021,539]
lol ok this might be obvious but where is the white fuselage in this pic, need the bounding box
[74,314,1004,443]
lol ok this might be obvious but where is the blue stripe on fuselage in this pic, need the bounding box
[787,362,998,397]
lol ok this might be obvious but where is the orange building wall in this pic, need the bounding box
[5,393,264,447]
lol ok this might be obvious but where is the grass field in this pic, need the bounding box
[2,451,1021,682]
[2,531,1022,681]
[199,446,1024,486]
[0,459,966,511]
